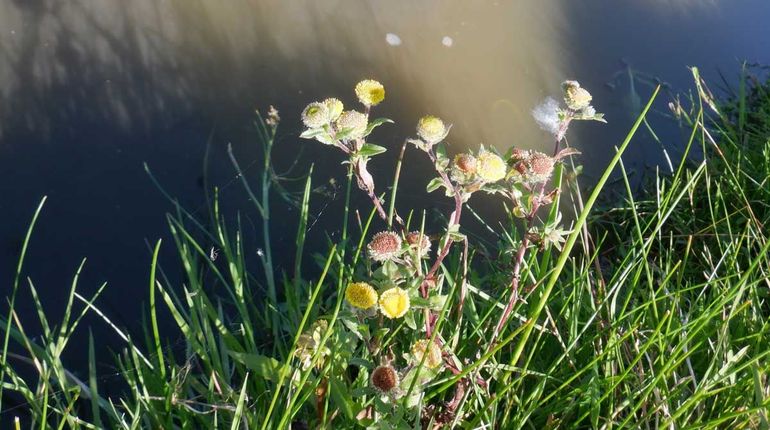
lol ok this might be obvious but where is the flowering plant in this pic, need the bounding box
[299,79,605,426]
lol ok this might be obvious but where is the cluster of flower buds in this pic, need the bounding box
[508,147,582,187]
[300,80,387,152]
[510,149,556,185]
[415,119,508,201]
[299,80,395,215]
[450,148,507,184]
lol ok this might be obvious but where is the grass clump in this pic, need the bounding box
[1,69,769,429]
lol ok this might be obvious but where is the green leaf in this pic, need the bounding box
[380,260,401,279]
[349,357,374,370]
[448,230,466,243]
[299,127,326,139]
[335,127,356,141]
[231,374,250,430]
[411,295,448,311]
[404,310,417,330]
[300,127,337,145]
[357,143,387,157]
[329,373,357,420]
[426,177,444,193]
[429,295,448,310]
[228,351,282,381]
[341,318,370,341]
[364,117,394,136]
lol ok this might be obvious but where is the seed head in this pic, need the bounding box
[562,80,592,111]
[417,115,448,144]
[405,231,431,257]
[323,98,344,121]
[411,339,443,369]
[355,79,385,107]
[367,231,402,262]
[371,365,399,393]
[266,105,281,127]
[477,151,506,183]
[453,153,477,174]
[532,96,562,136]
[345,282,378,310]
[336,110,368,140]
[301,102,330,128]
[528,152,555,183]
[379,287,410,319]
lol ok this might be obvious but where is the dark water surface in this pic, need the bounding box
[1,0,768,409]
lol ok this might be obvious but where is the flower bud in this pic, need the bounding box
[477,151,506,183]
[405,231,431,257]
[323,98,344,121]
[528,152,555,183]
[336,110,368,139]
[355,79,385,107]
[562,80,592,111]
[301,102,330,128]
[417,115,448,144]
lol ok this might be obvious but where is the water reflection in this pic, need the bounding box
[0,0,572,146]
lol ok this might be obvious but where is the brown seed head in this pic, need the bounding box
[529,153,555,179]
[371,365,399,393]
[367,231,402,262]
[405,231,431,256]
[453,153,477,174]
[509,148,528,162]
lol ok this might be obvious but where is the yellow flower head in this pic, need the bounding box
[323,98,344,121]
[477,150,506,183]
[335,110,368,140]
[417,115,447,144]
[562,80,592,111]
[345,282,378,310]
[411,339,443,369]
[301,102,330,128]
[379,287,410,319]
[355,79,385,107]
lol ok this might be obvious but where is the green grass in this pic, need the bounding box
[2,69,770,429]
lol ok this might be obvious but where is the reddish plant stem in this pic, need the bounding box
[424,149,464,287]
[489,117,572,347]
[422,148,464,337]
[337,136,402,227]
